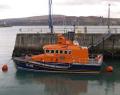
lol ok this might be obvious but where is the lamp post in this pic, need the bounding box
[108,4,111,32]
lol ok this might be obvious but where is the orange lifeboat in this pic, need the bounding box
[13,34,103,74]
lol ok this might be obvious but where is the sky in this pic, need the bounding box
[0,0,120,19]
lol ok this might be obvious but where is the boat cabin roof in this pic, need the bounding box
[43,35,88,51]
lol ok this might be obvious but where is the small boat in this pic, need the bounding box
[13,35,103,74]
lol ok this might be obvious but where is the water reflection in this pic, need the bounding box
[15,69,120,95]
[39,76,87,95]
[15,71,102,95]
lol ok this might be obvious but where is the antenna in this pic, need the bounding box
[108,4,111,32]
[48,0,53,34]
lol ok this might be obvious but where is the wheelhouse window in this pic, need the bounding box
[51,50,54,53]
[68,50,72,54]
[46,50,50,53]
[45,50,72,54]
[56,50,59,54]
[60,50,63,54]
[45,50,56,54]
[64,50,67,54]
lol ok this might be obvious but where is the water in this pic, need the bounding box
[0,26,120,95]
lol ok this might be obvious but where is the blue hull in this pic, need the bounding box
[13,58,102,74]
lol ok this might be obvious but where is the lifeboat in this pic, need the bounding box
[13,34,103,74]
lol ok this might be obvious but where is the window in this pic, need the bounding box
[64,50,67,54]
[60,50,63,54]
[56,50,59,54]
[46,50,49,53]
[51,50,54,53]
[68,50,71,54]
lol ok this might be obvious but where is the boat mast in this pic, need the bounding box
[108,4,111,32]
[48,0,53,34]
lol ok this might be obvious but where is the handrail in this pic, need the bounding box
[88,30,112,48]
[55,55,102,64]
[18,27,120,34]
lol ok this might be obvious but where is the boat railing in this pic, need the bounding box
[65,55,102,64]
[88,59,98,64]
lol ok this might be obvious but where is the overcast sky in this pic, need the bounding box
[0,0,120,19]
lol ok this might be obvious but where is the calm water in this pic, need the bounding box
[0,26,120,95]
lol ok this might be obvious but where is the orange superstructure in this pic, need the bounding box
[31,35,89,64]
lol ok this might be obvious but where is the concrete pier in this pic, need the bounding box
[12,33,120,58]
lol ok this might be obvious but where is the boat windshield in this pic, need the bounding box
[45,50,72,54]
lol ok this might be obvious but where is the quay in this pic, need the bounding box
[12,32,120,59]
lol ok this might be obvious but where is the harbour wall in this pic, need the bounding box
[12,33,120,58]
